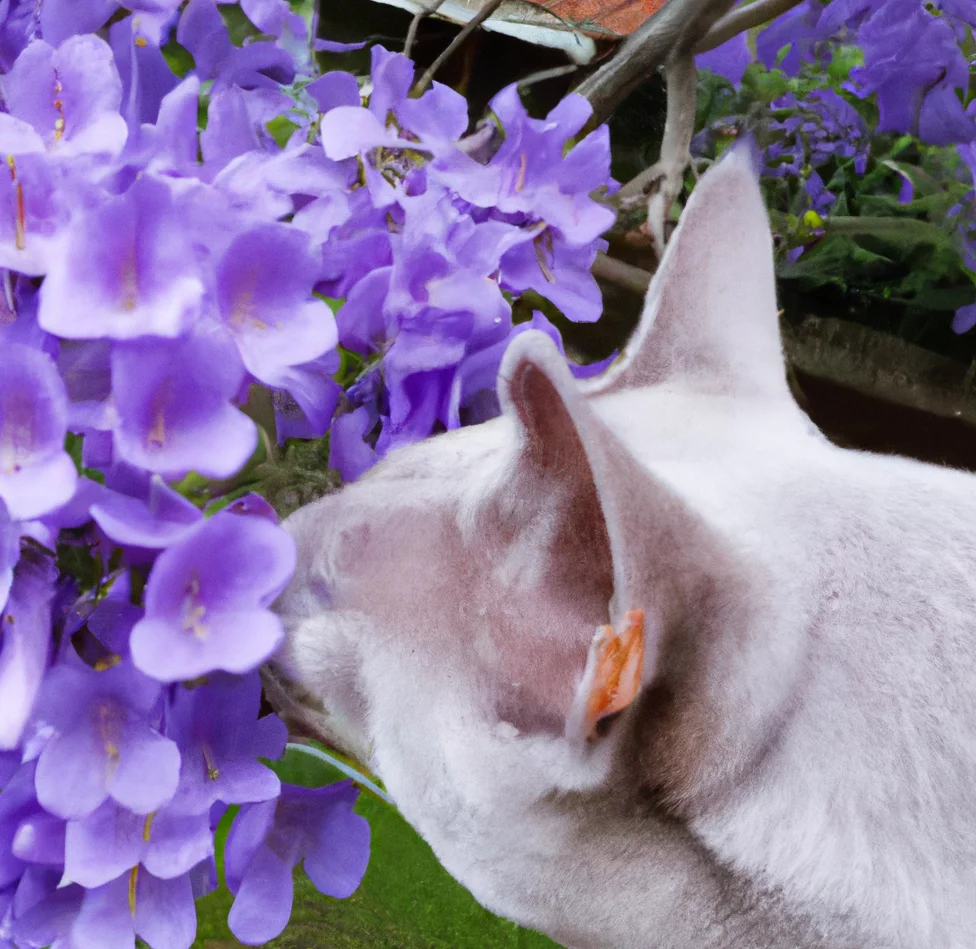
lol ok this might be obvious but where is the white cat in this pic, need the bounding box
[270,143,976,949]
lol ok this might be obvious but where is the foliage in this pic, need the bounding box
[694,0,976,340]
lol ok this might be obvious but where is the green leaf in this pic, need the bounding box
[56,535,104,594]
[161,39,195,78]
[267,115,301,149]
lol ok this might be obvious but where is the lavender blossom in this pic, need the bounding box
[213,223,338,388]
[224,781,369,944]
[0,550,54,751]
[0,34,128,158]
[38,175,204,341]
[0,343,76,521]
[32,661,180,820]
[129,510,295,682]
[165,673,286,814]
[110,329,257,479]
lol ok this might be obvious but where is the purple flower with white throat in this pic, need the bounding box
[129,510,296,682]
[224,781,370,945]
[32,661,181,820]
[0,34,128,158]
[0,152,76,277]
[0,343,76,521]
[38,174,204,341]
[110,329,256,479]
[213,223,338,388]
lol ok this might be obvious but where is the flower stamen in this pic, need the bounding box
[6,155,26,251]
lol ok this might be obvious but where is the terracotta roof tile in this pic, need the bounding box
[532,0,668,36]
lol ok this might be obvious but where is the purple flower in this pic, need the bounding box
[953,302,976,334]
[329,402,380,482]
[32,661,181,819]
[433,85,615,247]
[165,673,285,814]
[756,0,826,76]
[177,0,294,91]
[0,763,40,889]
[62,798,212,888]
[38,175,204,341]
[500,234,604,323]
[110,329,257,479]
[0,34,128,158]
[0,501,15,614]
[0,152,76,277]
[0,548,54,751]
[90,467,203,550]
[37,867,198,949]
[0,343,77,521]
[225,781,370,945]
[213,223,338,387]
[306,71,360,114]
[696,32,752,86]
[850,0,976,145]
[129,510,295,682]
[110,14,180,131]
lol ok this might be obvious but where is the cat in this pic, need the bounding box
[269,142,976,949]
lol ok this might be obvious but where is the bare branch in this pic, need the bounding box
[411,0,505,96]
[617,53,697,201]
[574,0,737,128]
[404,0,449,61]
[624,54,697,255]
[592,252,652,296]
[517,63,580,92]
[694,0,804,53]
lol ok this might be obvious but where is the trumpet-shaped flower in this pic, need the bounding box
[129,511,295,682]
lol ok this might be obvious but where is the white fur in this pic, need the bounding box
[274,146,976,948]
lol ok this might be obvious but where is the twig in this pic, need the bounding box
[574,0,737,128]
[592,252,653,295]
[411,0,505,96]
[616,53,697,202]
[635,54,698,255]
[694,0,805,53]
[517,63,580,92]
[404,0,449,60]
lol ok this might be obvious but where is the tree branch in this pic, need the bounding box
[632,54,698,255]
[404,0,449,60]
[574,0,737,128]
[694,0,805,53]
[592,253,653,295]
[411,0,505,96]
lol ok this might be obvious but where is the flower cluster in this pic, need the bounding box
[315,49,616,477]
[0,0,617,945]
[697,0,976,327]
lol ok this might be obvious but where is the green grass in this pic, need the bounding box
[192,749,560,949]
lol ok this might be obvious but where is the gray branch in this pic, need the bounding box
[612,53,698,255]
[694,0,805,53]
[404,0,449,60]
[592,252,653,295]
[411,0,505,96]
[574,0,737,128]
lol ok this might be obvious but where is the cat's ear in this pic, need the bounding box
[494,331,717,741]
[596,142,788,398]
